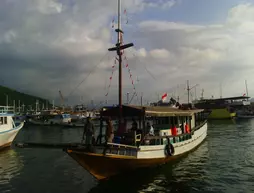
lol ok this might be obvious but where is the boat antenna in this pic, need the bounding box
[245,80,249,100]
[220,82,222,98]
[108,0,134,127]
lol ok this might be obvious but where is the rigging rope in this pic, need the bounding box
[67,52,109,98]
[129,47,157,80]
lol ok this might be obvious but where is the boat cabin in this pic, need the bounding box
[0,114,15,130]
[97,105,206,147]
[0,106,16,130]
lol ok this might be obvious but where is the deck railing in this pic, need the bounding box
[0,106,15,114]
[95,120,207,155]
[141,120,207,145]
[103,142,138,156]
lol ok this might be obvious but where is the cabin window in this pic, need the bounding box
[0,117,7,125]
[170,117,179,127]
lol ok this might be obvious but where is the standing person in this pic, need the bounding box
[146,122,154,136]
[82,117,95,145]
[131,118,138,132]
[105,118,114,143]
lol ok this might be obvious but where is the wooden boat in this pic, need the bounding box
[64,105,207,180]
[0,106,25,149]
[63,0,208,180]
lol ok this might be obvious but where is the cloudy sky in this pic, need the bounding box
[1,0,254,105]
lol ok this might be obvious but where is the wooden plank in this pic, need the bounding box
[15,142,81,149]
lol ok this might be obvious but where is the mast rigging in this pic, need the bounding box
[108,0,134,128]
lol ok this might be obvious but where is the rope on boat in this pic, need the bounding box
[67,52,110,98]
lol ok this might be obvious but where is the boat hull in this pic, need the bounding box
[0,122,24,149]
[67,151,180,180]
[66,122,207,180]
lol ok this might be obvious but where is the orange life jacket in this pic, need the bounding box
[185,124,190,133]
[171,126,177,136]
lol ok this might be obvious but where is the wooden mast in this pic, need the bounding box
[108,0,134,128]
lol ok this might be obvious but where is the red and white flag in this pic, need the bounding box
[161,93,167,102]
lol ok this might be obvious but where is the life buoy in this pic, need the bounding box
[165,143,175,156]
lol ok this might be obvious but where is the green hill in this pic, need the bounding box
[0,85,52,111]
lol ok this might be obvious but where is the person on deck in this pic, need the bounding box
[82,117,95,145]
[116,118,127,136]
[105,118,114,143]
[147,122,155,136]
[146,122,154,136]
[131,118,138,131]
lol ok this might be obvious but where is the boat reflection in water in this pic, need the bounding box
[0,149,24,190]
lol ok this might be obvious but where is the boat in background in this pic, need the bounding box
[194,96,251,119]
[62,116,118,128]
[0,106,25,149]
[28,114,71,126]
[65,105,208,180]
[236,114,254,119]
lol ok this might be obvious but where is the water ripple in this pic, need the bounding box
[1,120,254,192]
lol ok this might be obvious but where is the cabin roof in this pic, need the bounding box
[100,105,203,117]
[199,96,250,102]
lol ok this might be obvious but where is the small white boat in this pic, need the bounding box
[236,110,254,119]
[29,114,72,126]
[236,114,254,119]
[62,117,118,128]
[0,106,25,149]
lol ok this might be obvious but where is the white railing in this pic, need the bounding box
[0,106,15,114]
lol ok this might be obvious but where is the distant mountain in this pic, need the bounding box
[0,85,51,110]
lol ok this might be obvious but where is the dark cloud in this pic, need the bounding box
[0,0,253,105]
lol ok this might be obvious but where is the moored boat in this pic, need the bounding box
[28,113,71,126]
[0,106,25,149]
[65,105,207,180]
[194,96,250,120]
[236,115,254,119]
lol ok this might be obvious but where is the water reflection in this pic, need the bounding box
[0,149,24,192]
[2,121,254,193]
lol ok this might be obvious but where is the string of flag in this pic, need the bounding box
[111,8,128,39]
[112,9,128,28]
[123,55,137,96]
[111,17,115,42]
[105,58,117,97]
[124,9,128,24]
